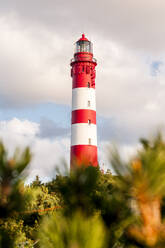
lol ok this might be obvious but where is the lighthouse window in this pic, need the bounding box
[87,82,90,88]
[88,138,91,145]
[86,66,90,74]
[88,119,91,125]
[88,100,91,107]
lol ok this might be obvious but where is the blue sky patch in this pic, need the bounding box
[151,60,163,76]
[0,102,71,128]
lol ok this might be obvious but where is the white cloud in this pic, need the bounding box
[0,1,165,147]
[1,0,165,54]
[0,118,39,152]
[0,118,70,181]
[96,40,165,141]
[98,140,141,173]
[0,15,71,107]
[0,118,160,180]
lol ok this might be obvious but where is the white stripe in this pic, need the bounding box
[71,123,97,146]
[72,88,96,111]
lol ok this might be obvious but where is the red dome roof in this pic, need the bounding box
[78,34,89,42]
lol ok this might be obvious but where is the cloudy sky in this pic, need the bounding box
[0,0,165,181]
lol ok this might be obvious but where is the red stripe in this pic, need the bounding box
[72,109,96,124]
[71,145,98,169]
[72,62,95,89]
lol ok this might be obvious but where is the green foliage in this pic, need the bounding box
[48,166,131,247]
[46,175,66,204]
[25,185,60,213]
[2,134,165,247]
[0,143,32,247]
[0,218,33,248]
[31,175,42,187]
[0,143,31,217]
[21,183,60,245]
[39,211,107,248]
[56,166,101,216]
[109,134,165,247]
[110,133,165,197]
[138,134,165,196]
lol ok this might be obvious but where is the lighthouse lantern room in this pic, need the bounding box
[70,34,98,169]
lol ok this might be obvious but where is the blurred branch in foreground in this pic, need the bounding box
[0,142,31,247]
[110,133,165,247]
[39,211,107,248]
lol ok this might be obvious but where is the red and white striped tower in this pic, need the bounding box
[70,34,98,169]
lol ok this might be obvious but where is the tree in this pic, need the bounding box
[0,143,31,247]
[110,134,165,247]
[31,175,42,188]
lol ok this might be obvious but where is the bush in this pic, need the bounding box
[39,211,107,248]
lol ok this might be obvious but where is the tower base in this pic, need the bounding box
[71,145,98,170]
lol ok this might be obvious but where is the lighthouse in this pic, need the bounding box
[70,34,98,169]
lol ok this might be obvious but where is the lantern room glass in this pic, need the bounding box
[75,40,93,53]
